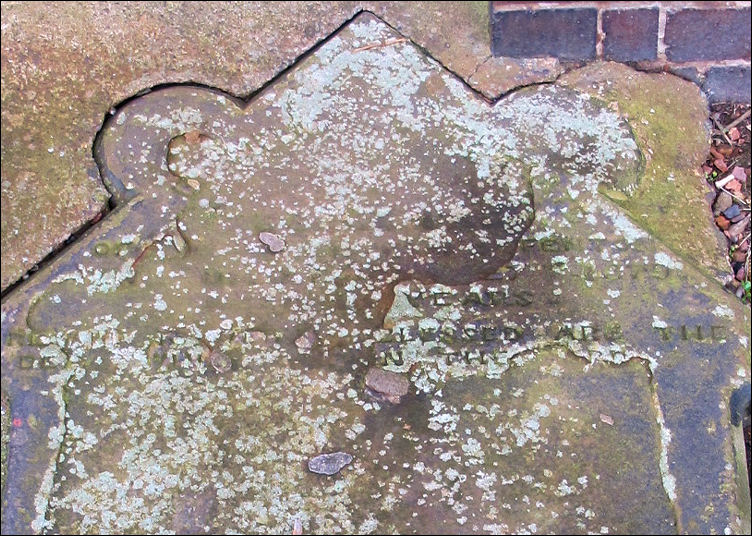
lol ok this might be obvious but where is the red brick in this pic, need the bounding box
[602,8,658,62]
[702,65,752,104]
[665,8,751,62]
[491,8,597,60]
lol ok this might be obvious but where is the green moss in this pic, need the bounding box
[561,63,727,281]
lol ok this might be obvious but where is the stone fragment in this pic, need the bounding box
[259,232,285,253]
[365,368,410,404]
[723,204,741,220]
[307,452,353,476]
[732,166,747,182]
[713,192,733,215]
[726,179,743,193]
[728,215,750,238]
[186,179,200,191]
[170,230,187,254]
[716,215,731,230]
[295,331,315,353]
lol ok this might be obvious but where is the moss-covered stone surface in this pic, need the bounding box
[560,63,727,281]
[1,13,749,536]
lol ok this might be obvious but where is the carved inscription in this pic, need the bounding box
[652,324,727,344]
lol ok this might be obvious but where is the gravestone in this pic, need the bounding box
[1,13,749,535]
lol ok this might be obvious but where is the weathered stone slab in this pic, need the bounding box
[1,13,749,535]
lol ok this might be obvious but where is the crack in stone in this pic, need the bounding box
[468,54,493,83]
[650,383,683,533]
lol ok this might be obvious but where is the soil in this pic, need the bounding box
[705,103,752,496]
[703,103,752,304]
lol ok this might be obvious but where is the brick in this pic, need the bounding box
[603,8,658,62]
[702,65,751,104]
[491,8,597,60]
[665,8,751,62]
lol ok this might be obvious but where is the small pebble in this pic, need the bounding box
[259,232,285,253]
[715,215,730,230]
[365,367,410,404]
[731,165,747,181]
[726,179,743,193]
[722,204,741,220]
[732,249,747,263]
[728,215,750,238]
[248,331,267,343]
[308,452,353,475]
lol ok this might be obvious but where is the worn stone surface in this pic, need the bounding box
[0,1,354,290]
[368,2,563,101]
[1,1,563,291]
[468,56,563,100]
[1,13,750,536]
[560,62,730,282]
